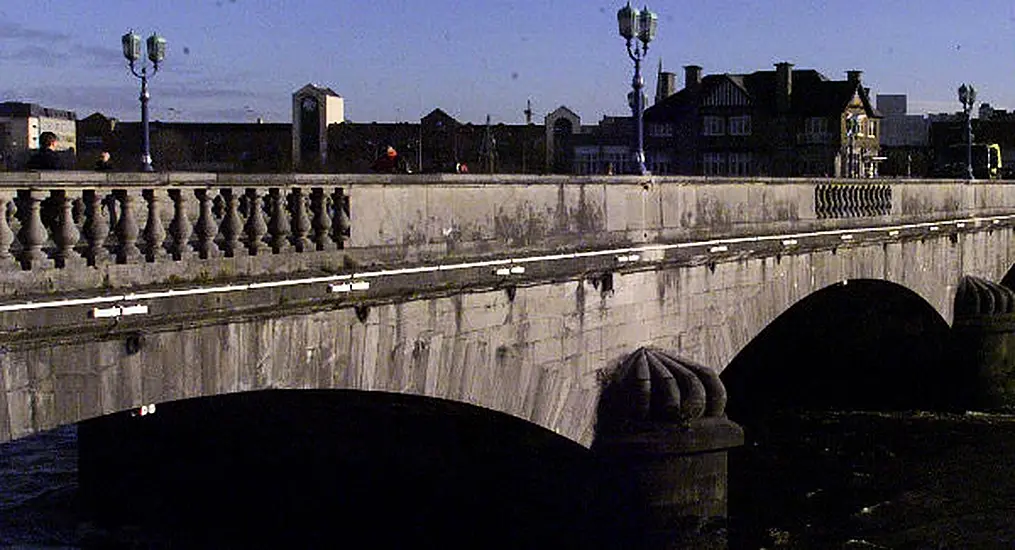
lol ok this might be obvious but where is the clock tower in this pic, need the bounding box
[292,84,344,171]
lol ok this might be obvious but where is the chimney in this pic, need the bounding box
[776,62,793,112]
[656,71,676,104]
[684,65,702,90]
[847,70,863,85]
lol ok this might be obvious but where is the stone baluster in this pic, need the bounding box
[310,187,335,251]
[243,188,268,256]
[814,185,828,219]
[832,186,845,218]
[195,189,220,259]
[142,189,167,262]
[863,187,874,217]
[332,188,350,249]
[52,190,84,268]
[219,189,244,257]
[0,192,17,269]
[267,188,291,254]
[167,189,193,261]
[82,190,112,266]
[289,187,312,252]
[115,190,143,264]
[16,190,52,270]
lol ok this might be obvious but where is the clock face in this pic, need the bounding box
[301,97,317,112]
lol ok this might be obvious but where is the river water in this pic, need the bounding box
[4,411,1015,548]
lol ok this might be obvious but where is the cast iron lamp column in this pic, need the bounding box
[958,83,977,180]
[617,3,657,175]
[122,31,166,172]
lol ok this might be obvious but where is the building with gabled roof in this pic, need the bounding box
[644,62,882,177]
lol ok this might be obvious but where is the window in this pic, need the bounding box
[703,116,725,136]
[805,117,827,135]
[853,115,868,136]
[728,115,751,136]
[728,152,752,176]
[702,152,725,175]
[648,123,673,137]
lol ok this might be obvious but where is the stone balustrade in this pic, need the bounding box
[1,187,344,270]
[3,172,1015,297]
[0,173,350,295]
[814,183,893,218]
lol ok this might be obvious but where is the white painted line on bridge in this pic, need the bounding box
[329,281,370,293]
[89,304,149,319]
[3,212,1015,316]
[120,304,149,316]
[91,306,121,319]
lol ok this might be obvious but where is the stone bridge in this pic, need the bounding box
[2,173,1015,445]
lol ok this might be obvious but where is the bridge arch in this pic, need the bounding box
[76,388,603,546]
[720,279,953,426]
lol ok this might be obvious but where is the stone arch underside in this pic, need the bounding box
[720,279,954,425]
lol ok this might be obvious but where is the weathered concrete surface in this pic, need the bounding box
[3,218,1015,444]
[4,173,1015,297]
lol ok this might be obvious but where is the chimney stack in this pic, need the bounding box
[847,70,863,85]
[656,71,676,104]
[775,62,793,112]
[684,65,702,90]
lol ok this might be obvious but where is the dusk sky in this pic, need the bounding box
[3,1,1015,124]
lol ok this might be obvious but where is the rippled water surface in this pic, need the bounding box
[0,425,78,547]
[5,411,1015,548]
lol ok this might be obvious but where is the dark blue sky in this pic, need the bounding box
[3,1,1014,124]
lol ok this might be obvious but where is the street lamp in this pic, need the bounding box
[617,2,657,175]
[122,31,166,172]
[958,83,977,180]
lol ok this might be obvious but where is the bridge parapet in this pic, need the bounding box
[2,172,1014,297]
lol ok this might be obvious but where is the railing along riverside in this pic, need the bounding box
[0,184,350,271]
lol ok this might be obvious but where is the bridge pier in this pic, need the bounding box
[594,348,744,549]
[951,276,1015,410]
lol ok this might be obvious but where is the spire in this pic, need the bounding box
[480,114,497,173]
[655,58,676,104]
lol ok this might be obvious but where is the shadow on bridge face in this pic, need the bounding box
[720,279,954,430]
[77,389,625,547]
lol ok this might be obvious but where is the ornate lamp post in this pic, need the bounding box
[122,31,166,172]
[617,3,657,175]
[958,83,977,180]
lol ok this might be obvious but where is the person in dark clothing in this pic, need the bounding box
[371,145,408,173]
[26,131,63,170]
[94,151,113,171]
